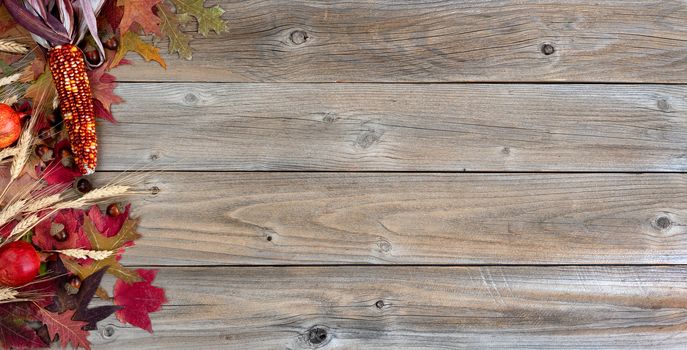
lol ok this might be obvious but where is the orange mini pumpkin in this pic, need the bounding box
[0,103,21,148]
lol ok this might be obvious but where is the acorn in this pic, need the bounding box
[76,178,93,193]
[107,203,121,217]
[35,145,54,162]
[46,112,62,127]
[53,229,68,242]
[104,37,119,50]
[61,148,75,168]
[84,49,100,65]
[69,277,81,289]
[38,127,52,141]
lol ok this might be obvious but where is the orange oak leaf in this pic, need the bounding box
[117,0,162,35]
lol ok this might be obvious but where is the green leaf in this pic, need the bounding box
[157,3,193,60]
[168,0,227,36]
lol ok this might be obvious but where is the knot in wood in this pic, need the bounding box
[541,43,555,55]
[306,326,330,346]
[290,30,309,45]
[655,216,672,230]
[375,300,385,309]
[184,93,198,104]
[656,98,671,112]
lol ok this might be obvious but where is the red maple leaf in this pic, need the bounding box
[40,141,82,185]
[114,269,166,333]
[88,65,124,113]
[33,209,91,251]
[38,309,90,350]
[88,204,131,238]
[117,0,162,35]
[0,303,46,350]
[93,99,117,123]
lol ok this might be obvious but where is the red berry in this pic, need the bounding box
[0,241,41,287]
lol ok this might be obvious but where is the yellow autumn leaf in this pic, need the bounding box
[111,31,166,68]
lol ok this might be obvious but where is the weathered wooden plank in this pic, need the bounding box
[97,172,687,265]
[86,266,687,349]
[112,0,687,83]
[100,83,687,172]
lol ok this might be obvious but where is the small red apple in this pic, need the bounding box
[0,103,21,149]
[0,241,41,287]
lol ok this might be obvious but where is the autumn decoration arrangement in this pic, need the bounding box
[0,0,227,349]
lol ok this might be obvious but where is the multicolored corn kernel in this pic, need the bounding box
[48,44,97,175]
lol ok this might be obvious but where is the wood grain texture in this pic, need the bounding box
[112,0,687,83]
[97,172,687,266]
[86,266,687,349]
[99,83,687,172]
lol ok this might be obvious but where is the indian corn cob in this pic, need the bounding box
[48,44,97,175]
[3,0,108,175]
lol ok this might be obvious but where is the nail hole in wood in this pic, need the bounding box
[375,300,385,309]
[290,30,309,45]
[266,235,272,241]
[102,325,116,339]
[150,186,160,195]
[541,43,555,55]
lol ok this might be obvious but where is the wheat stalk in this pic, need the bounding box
[0,147,17,160]
[23,193,66,213]
[0,199,27,227]
[1,95,18,105]
[9,116,38,180]
[56,185,132,209]
[0,287,18,301]
[0,40,28,54]
[57,249,113,260]
[0,72,22,87]
[6,213,39,241]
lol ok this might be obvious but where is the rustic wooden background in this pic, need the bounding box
[87,1,687,349]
